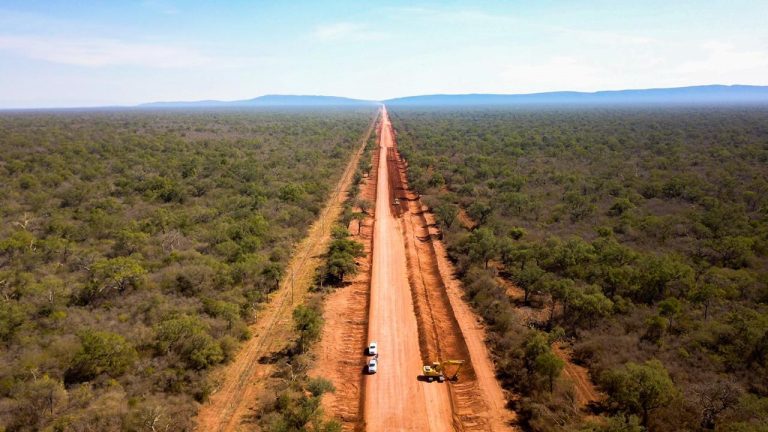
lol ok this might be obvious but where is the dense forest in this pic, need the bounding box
[0,108,375,431]
[390,106,768,431]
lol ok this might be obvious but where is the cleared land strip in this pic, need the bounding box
[389,108,515,431]
[195,108,380,432]
[363,108,452,431]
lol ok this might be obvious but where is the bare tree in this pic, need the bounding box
[692,379,741,430]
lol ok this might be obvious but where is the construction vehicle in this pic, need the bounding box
[421,360,465,383]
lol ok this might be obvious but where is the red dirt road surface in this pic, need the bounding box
[363,108,451,431]
[363,108,513,431]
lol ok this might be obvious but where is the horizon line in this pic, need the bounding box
[2,83,768,110]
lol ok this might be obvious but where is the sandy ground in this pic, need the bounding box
[194,110,378,432]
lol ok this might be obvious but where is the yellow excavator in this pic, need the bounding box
[421,360,465,383]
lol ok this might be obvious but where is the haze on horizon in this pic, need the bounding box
[1,0,767,108]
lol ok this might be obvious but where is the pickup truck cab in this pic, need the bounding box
[367,356,378,374]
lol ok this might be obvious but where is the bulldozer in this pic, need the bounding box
[421,360,465,383]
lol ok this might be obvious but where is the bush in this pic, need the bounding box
[66,330,137,383]
[154,315,224,369]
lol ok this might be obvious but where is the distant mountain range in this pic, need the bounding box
[384,85,768,106]
[138,85,768,108]
[140,94,378,108]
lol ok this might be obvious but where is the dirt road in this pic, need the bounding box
[363,108,455,431]
[195,110,378,432]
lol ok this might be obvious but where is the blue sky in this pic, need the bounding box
[1,0,767,107]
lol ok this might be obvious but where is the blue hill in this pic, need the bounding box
[137,85,768,108]
[384,85,768,106]
[140,94,377,108]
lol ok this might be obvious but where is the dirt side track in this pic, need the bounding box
[312,121,380,430]
[194,109,379,432]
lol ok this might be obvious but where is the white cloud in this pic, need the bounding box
[502,56,610,93]
[549,26,657,47]
[672,42,768,80]
[312,22,386,42]
[0,35,212,68]
[500,41,768,94]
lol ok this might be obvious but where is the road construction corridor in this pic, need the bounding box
[363,107,455,431]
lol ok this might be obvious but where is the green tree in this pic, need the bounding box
[635,254,693,304]
[601,359,677,429]
[323,236,364,284]
[643,315,669,344]
[467,201,493,226]
[691,268,731,320]
[511,262,545,305]
[357,199,372,215]
[658,297,682,330]
[293,304,323,353]
[67,330,138,382]
[571,288,614,328]
[608,198,634,216]
[466,227,498,268]
[261,262,283,293]
[350,212,366,235]
[324,252,358,284]
[307,377,336,397]
[535,351,564,392]
[89,256,146,299]
[112,228,149,255]
[0,301,27,342]
[13,374,68,429]
[523,331,551,372]
[434,202,459,230]
[538,276,576,323]
[154,315,224,369]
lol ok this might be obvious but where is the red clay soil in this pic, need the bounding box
[194,111,378,432]
[358,108,515,431]
[312,128,380,430]
[393,133,515,432]
[363,108,449,431]
[457,208,478,231]
[553,343,602,413]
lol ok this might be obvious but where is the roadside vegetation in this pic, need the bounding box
[252,127,373,430]
[390,106,768,432]
[0,107,374,431]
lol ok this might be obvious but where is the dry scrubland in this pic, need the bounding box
[390,106,768,432]
[2,104,768,432]
[0,108,375,431]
